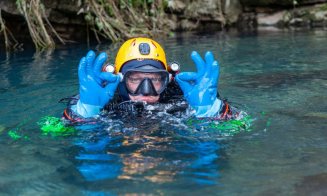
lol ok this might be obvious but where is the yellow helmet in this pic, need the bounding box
[114,37,168,73]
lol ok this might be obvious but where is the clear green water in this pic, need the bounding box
[0,30,326,195]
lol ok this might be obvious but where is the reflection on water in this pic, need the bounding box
[72,116,225,194]
[0,30,327,195]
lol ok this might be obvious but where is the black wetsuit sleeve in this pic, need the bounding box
[214,100,240,121]
[60,95,92,123]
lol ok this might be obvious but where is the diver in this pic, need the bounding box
[63,37,239,122]
[62,37,240,185]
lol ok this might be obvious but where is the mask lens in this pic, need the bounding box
[124,71,168,95]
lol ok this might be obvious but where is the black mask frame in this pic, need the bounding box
[123,70,169,96]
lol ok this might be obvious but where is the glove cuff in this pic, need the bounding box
[194,98,222,117]
[74,100,102,118]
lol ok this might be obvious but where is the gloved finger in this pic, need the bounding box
[205,52,220,77]
[99,72,120,83]
[191,51,205,77]
[85,50,96,76]
[176,72,197,81]
[204,51,215,68]
[175,72,197,92]
[93,52,108,78]
[78,57,87,82]
[211,60,220,84]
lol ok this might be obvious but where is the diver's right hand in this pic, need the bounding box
[77,50,120,117]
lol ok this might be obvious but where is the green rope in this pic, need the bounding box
[37,116,76,137]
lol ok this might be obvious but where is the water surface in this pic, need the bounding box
[0,30,326,195]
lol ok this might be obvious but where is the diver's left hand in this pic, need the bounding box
[175,51,219,108]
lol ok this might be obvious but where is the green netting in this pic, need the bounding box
[186,115,253,136]
[37,116,76,137]
[7,120,29,140]
[8,130,29,140]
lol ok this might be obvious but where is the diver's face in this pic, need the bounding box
[129,94,160,103]
[126,72,163,103]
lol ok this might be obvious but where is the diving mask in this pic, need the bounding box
[123,70,169,96]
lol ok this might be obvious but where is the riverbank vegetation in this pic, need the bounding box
[1,0,171,51]
[0,0,327,51]
[16,0,65,49]
[83,0,168,42]
[0,10,20,50]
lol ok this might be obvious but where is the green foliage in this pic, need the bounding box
[127,0,155,8]
[15,0,23,13]
[320,3,327,11]
[95,17,103,30]
[119,0,128,9]
[15,0,59,50]
[104,3,114,16]
[84,12,93,22]
[83,0,170,42]
[162,0,169,10]
[130,0,144,8]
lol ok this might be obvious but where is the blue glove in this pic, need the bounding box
[77,50,120,117]
[175,51,222,117]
